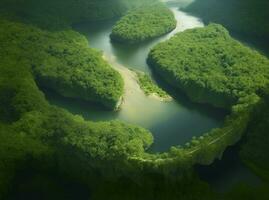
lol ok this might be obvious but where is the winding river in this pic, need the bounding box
[40,1,265,192]
[45,7,226,152]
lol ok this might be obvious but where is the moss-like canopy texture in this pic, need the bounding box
[110,4,176,43]
[148,24,269,108]
[1,19,123,109]
[1,0,269,198]
[0,32,153,198]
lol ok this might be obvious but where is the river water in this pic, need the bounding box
[45,7,227,153]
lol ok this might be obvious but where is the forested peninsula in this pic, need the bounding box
[148,24,269,109]
[0,19,123,110]
[147,23,269,184]
[110,4,176,43]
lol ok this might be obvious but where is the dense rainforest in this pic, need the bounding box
[148,24,269,108]
[0,19,123,110]
[0,0,269,199]
[110,4,176,43]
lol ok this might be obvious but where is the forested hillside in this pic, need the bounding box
[0,0,158,29]
[185,0,269,37]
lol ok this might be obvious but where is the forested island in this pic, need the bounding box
[110,4,176,43]
[0,0,269,199]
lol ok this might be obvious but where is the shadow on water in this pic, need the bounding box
[43,87,121,121]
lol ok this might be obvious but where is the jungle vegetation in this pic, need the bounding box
[136,72,171,99]
[1,16,264,199]
[0,19,123,110]
[0,0,269,199]
[110,4,176,43]
[0,52,153,199]
[148,24,269,109]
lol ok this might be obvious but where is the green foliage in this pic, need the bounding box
[0,19,123,110]
[1,1,268,198]
[148,24,269,108]
[0,42,153,196]
[110,4,176,43]
[136,72,170,99]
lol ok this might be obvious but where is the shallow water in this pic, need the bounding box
[45,7,227,152]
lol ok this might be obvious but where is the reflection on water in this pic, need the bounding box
[45,7,227,152]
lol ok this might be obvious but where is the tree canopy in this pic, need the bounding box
[0,1,269,198]
[148,24,269,108]
[110,4,176,43]
[0,40,153,198]
[0,19,124,109]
